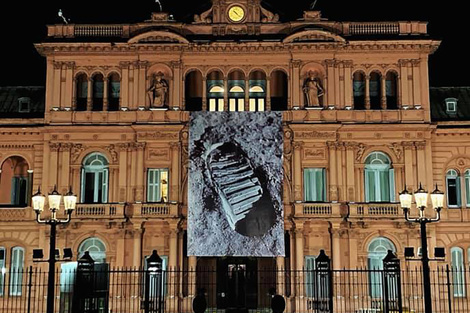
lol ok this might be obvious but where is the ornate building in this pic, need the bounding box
[1,0,469,310]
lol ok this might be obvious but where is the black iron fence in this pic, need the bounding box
[2,265,470,313]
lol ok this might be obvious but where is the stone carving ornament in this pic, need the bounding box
[147,72,169,107]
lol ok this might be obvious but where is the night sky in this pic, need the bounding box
[0,0,467,87]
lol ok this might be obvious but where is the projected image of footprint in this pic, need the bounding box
[206,141,276,237]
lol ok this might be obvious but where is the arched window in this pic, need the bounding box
[75,73,88,111]
[451,247,465,297]
[465,170,470,207]
[207,70,224,112]
[108,73,120,111]
[0,156,30,207]
[81,153,109,204]
[78,237,106,263]
[353,71,366,110]
[92,73,104,111]
[386,72,398,109]
[9,247,24,296]
[270,70,288,111]
[365,152,395,202]
[249,71,266,112]
[368,237,396,298]
[369,72,382,110]
[446,169,461,207]
[228,70,245,112]
[185,71,203,111]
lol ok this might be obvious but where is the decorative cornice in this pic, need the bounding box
[0,144,34,150]
[137,132,179,140]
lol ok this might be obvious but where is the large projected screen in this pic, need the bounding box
[188,112,285,257]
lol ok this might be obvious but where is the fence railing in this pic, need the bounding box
[1,265,470,313]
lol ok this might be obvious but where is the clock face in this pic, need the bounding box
[228,5,245,22]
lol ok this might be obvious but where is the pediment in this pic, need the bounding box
[128,31,189,44]
[283,30,346,44]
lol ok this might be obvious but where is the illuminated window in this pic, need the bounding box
[364,152,395,202]
[9,247,24,296]
[368,237,395,298]
[78,237,106,263]
[0,248,5,296]
[208,86,224,112]
[304,168,326,202]
[147,169,169,203]
[451,247,465,297]
[446,98,458,114]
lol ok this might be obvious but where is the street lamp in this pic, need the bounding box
[399,183,444,313]
[32,185,77,313]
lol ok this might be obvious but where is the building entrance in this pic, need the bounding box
[217,258,258,312]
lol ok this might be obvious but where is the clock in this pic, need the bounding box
[228,5,246,22]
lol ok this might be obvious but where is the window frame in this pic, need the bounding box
[78,237,107,263]
[0,247,5,296]
[18,97,31,113]
[304,255,316,298]
[303,168,326,202]
[9,246,24,296]
[80,153,109,204]
[364,152,395,203]
[445,98,458,114]
[451,247,466,297]
[446,169,461,208]
[367,237,396,298]
[147,168,169,203]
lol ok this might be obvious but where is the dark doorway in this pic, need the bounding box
[217,258,258,312]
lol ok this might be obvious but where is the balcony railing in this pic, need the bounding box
[349,203,401,219]
[294,202,342,218]
[74,203,126,219]
[133,203,178,218]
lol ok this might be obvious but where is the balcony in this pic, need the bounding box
[132,203,178,218]
[349,203,402,219]
[294,202,342,218]
[74,203,126,220]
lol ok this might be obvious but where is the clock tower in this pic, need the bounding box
[194,0,279,25]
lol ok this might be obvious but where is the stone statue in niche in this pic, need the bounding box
[148,72,169,107]
[303,71,324,107]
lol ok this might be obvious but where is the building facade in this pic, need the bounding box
[1,0,470,310]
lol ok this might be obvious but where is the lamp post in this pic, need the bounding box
[399,183,444,313]
[32,185,77,313]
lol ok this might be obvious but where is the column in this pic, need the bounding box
[381,76,387,109]
[293,142,303,202]
[245,79,250,111]
[170,142,180,203]
[403,142,415,189]
[138,62,147,108]
[331,226,342,269]
[412,60,422,106]
[120,62,130,109]
[168,225,180,311]
[266,76,272,111]
[118,144,128,203]
[416,142,427,186]
[338,62,345,109]
[325,60,336,107]
[132,62,139,109]
[202,77,207,111]
[294,223,305,312]
[65,62,74,109]
[136,143,145,202]
[407,62,414,107]
[113,168,119,203]
[291,60,301,108]
[399,60,410,107]
[224,76,229,111]
[42,142,51,192]
[336,143,345,201]
[395,165,404,196]
[49,143,60,190]
[60,144,71,194]
[72,77,77,110]
[52,62,62,109]
[334,62,340,107]
[328,142,338,202]
[103,77,109,111]
[172,61,182,110]
[188,256,197,297]
[276,256,286,295]
[87,77,93,111]
[133,225,143,267]
[365,75,371,109]
[344,61,353,108]
[71,167,80,197]
[346,144,356,202]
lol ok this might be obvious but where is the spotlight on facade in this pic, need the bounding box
[434,247,446,259]
[138,106,146,111]
[63,248,73,260]
[33,249,44,260]
[121,107,129,111]
[404,247,415,258]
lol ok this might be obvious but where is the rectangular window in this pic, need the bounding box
[9,247,24,296]
[0,248,5,296]
[238,99,245,111]
[304,168,326,202]
[218,99,225,112]
[249,99,256,112]
[147,169,169,203]
[452,249,466,297]
[229,99,236,112]
[209,99,216,112]
[447,177,460,207]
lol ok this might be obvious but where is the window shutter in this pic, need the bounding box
[457,177,462,207]
[304,169,313,202]
[466,175,470,206]
[103,168,109,203]
[389,168,395,202]
[322,168,327,202]
[80,167,85,203]
[365,169,375,202]
[304,256,316,297]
